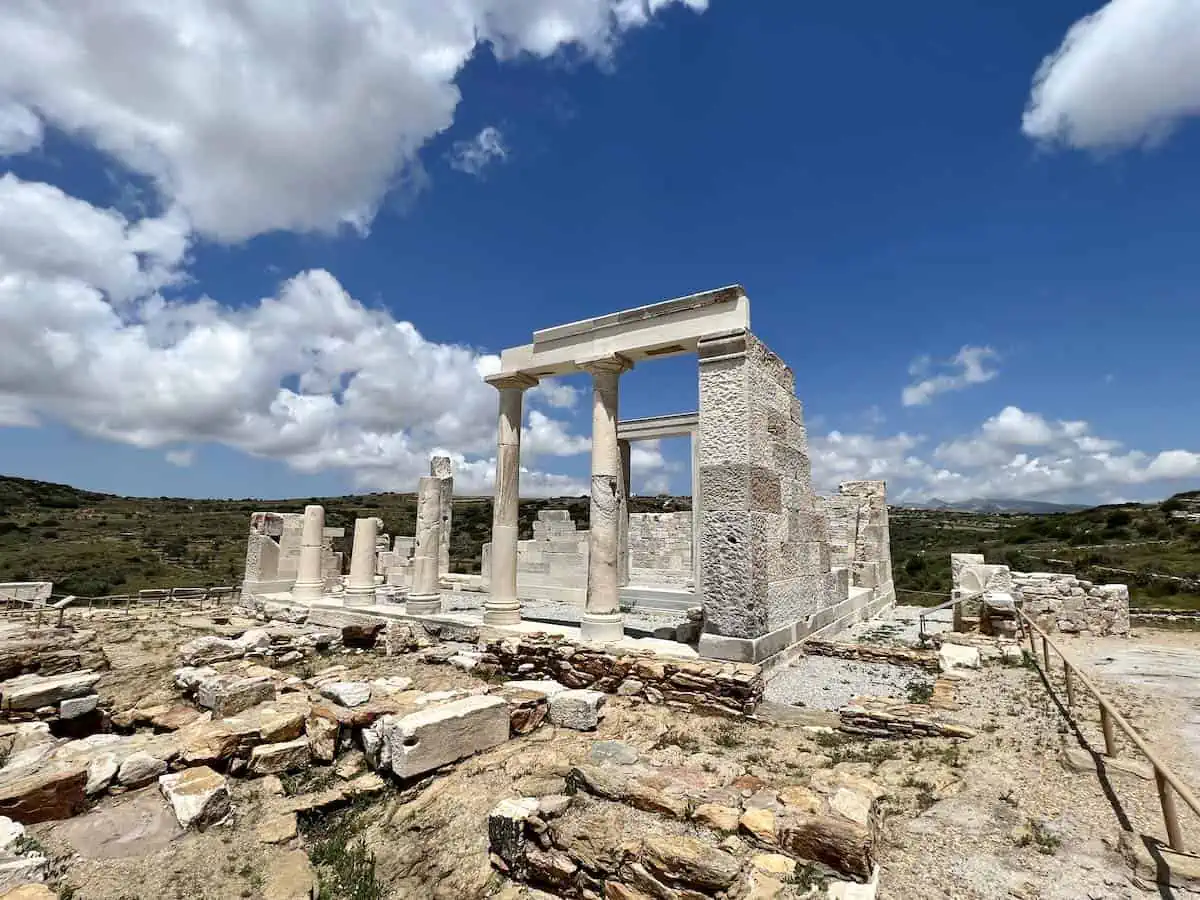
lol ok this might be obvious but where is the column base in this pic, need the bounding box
[483,597,522,626]
[405,593,443,615]
[343,587,376,608]
[580,612,624,643]
[290,581,325,602]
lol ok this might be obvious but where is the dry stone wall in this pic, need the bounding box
[481,635,763,716]
[1014,572,1130,636]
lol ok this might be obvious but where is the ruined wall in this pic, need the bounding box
[822,481,895,609]
[483,510,589,605]
[951,555,1130,636]
[627,512,693,589]
[696,329,836,660]
[1014,572,1130,636]
[0,582,53,604]
[242,512,304,596]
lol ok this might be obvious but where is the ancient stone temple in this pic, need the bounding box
[482,285,896,661]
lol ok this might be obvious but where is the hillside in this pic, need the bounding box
[2,475,1198,609]
[0,476,686,597]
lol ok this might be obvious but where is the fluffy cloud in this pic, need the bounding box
[0,174,592,496]
[449,126,508,176]
[902,345,998,407]
[811,405,1200,503]
[0,102,42,156]
[1023,0,1200,150]
[0,0,706,242]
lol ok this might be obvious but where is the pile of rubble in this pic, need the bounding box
[0,624,109,733]
[490,738,884,898]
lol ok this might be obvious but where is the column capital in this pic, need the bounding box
[577,353,633,376]
[485,371,539,391]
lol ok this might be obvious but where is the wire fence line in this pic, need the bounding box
[0,585,241,623]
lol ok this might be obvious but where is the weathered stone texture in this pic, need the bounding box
[1013,571,1130,636]
[627,512,693,589]
[697,330,833,644]
[483,635,763,716]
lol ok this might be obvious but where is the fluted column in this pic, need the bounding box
[407,476,444,615]
[344,516,383,606]
[291,504,326,601]
[618,439,631,588]
[484,372,538,625]
[581,355,632,642]
[431,456,454,577]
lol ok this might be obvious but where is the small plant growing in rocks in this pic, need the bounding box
[906,679,934,704]
[652,728,701,753]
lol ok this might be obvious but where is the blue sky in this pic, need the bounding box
[0,0,1197,504]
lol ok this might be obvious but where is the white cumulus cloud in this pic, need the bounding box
[1023,0,1200,150]
[0,101,42,156]
[902,345,999,407]
[0,174,593,496]
[811,404,1200,504]
[0,0,706,242]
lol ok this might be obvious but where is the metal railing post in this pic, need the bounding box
[1100,704,1118,757]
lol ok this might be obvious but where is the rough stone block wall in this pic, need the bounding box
[697,329,834,641]
[1014,572,1130,636]
[482,635,763,716]
[627,511,693,588]
[242,512,303,594]
[836,480,895,609]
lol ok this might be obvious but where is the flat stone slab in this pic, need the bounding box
[0,670,101,711]
[159,766,230,830]
[368,694,509,779]
[54,790,182,859]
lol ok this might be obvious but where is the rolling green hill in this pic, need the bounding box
[2,474,1197,609]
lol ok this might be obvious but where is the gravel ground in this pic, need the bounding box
[763,653,932,710]
[847,603,954,646]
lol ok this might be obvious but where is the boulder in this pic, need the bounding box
[85,754,118,796]
[641,834,740,891]
[548,690,606,731]
[248,738,311,776]
[318,682,371,708]
[173,666,218,692]
[775,811,874,880]
[117,752,168,788]
[367,695,509,779]
[305,710,339,764]
[938,643,981,673]
[0,671,101,711]
[59,694,99,720]
[159,767,230,830]
[196,675,276,717]
[0,765,88,823]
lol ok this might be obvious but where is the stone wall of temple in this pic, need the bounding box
[696,330,836,658]
[627,512,693,589]
[242,511,305,596]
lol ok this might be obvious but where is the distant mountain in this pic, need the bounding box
[905,497,1090,514]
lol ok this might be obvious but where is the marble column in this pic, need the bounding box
[344,516,382,606]
[484,372,538,625]
[581,355,632,642]
[291,505,326,601]
[407,476,444,615]
[431,456,453,577]
[618,439,631,588]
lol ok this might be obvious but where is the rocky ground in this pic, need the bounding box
[0,608,1194,899]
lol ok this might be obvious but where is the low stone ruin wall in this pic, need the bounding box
[481,635,763,717]
[1014,572,1130,636]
